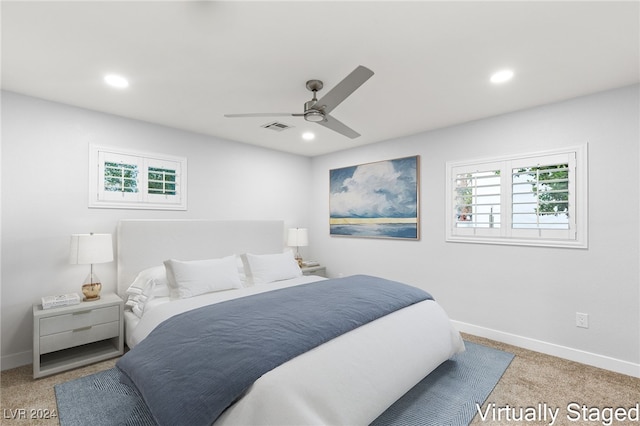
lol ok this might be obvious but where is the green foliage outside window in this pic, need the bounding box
[148,167,177,195]
[514,164,569,216]
[104,162,138,193]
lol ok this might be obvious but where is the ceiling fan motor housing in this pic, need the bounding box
[304,99,325,122]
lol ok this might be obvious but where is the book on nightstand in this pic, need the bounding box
[41,293,81,309]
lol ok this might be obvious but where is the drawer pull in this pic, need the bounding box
[73,326,92,332]
[72,310,92,315]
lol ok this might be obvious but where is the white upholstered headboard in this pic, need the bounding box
[117,219,285,296]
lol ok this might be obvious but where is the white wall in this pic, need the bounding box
[3,86,639,377]
[310,85,640,377]
[1,91,313,368]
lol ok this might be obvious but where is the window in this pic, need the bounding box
[454,165,502,232]
[89,145,187,210]
[147,167,176,195]
[446,145,587,248]
[104,161,138,193]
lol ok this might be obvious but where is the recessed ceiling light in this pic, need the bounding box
[490,69,514,84]
[302,132,315,141]
[104,74,129,89]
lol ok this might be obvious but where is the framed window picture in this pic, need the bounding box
[330,156,420,240]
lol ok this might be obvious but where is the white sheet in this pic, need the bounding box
[125,275,465,425]
[124,310,140,348]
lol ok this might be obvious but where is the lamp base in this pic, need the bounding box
[82,282,102,301]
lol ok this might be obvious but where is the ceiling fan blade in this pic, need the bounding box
[313,65,374,114]
[224,113,296,118]
[317,114,361,139]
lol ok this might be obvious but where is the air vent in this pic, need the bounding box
[261,121,294,132]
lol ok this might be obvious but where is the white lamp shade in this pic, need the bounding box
[69,233,114,265]
[287,228,308,247]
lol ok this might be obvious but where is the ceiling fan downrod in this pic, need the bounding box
[304,80,325,122]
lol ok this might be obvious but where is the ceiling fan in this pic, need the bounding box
[224,65,374,139]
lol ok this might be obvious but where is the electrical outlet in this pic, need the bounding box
[576,312,589,328]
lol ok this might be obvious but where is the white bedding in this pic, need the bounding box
[126,275,325,349]
[125,275,465,425]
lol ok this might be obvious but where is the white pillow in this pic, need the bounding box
[125,265,170,317]
[164,256,242,299]
[245,251,302,285]
[236,255,248,287]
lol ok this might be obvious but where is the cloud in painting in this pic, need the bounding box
[330,158,417,218]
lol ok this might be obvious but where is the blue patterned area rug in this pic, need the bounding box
[55,341,513,426]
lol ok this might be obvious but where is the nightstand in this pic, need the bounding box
[301,265,327,278]
[32,293,124,378]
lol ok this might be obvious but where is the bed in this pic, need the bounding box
[116,219,464,426]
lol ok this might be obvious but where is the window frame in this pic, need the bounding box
[89,145,187,210]
[445,145,588,248]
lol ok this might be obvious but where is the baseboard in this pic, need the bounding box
[1,350,32,371]
[452,321,640,378]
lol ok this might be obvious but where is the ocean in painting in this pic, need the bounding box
[330,223,418,239]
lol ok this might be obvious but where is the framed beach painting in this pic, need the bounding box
[330,156,420,240]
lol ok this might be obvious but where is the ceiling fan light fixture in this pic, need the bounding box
[304,110,325,122]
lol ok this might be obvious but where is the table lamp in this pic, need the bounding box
[287,228,308,267]
[69,233,113,301]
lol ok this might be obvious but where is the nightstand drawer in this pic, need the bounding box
[39,305,120,336]
[39,320,120,355]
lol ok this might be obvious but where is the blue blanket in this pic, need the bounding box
[116,275,432,426]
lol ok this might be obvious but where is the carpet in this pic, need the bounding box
[55,341,513,426]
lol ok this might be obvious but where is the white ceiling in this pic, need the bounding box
[2,1,639,157]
